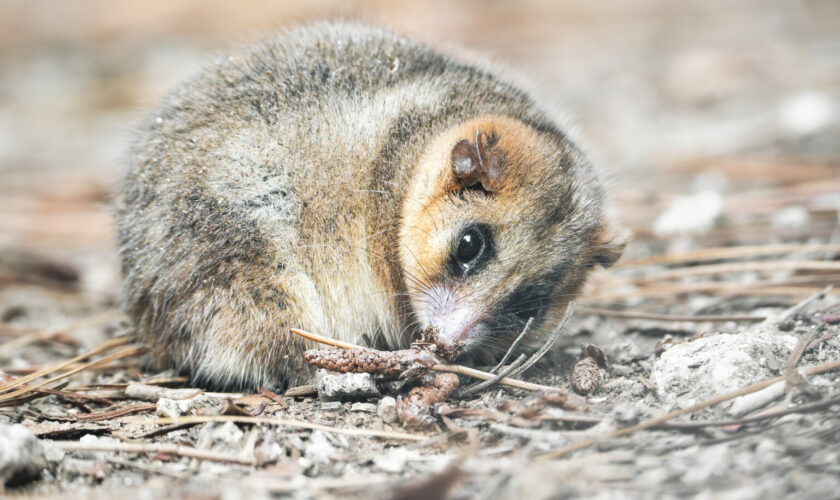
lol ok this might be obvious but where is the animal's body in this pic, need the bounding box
[116,23,624,389]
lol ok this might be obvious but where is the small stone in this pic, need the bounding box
[653,191,723,236]
[350,402,376,413]
[317,372,380,400]
[156,397,193,418]
[0,424,49,487]
[377,397,398,424]
[209,421,245,447]
[651,332,797,408]
[613,402,642,425]
[304,431,336,464]
[373,447,418,473]
[320,401,343,411]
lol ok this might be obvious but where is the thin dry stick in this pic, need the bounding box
[458,354,528,398]
[806,331,837,351]
[0,309,125,356]
[0,335,133,394]
[289,328,359,349]
[778,285,832,317]
[54,440,256,466]
[490,317,534,374]
[75,403,157,422]
[507,304,575,379]
[430,364,566,393]
[634,260,840,283]
[576,306,764,323]
[31,387,115,406]
[0,346,144,402]
[538,358,840,460]
[148,415,427,441]
[783,333,814,388]
[284,384,317,397]
[616,244,840,268]
[589,283,837,302]
[658,394,840,430]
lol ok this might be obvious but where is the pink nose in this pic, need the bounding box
[429,318,478,360]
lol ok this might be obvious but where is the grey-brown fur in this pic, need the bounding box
[116,22,621,389]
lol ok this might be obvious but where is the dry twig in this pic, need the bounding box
[0,309,124,356]
[634,260,840,283]
[457,354,527,398]
[75,403,157,422]
[617,244,840,268]
[577,306,764,323]
[0,335,133,394]
[145,415,429,441]
[55,440,256,466]
[490,317,534,374]
[0,346,143,403]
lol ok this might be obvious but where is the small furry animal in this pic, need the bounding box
[116,22,624,389]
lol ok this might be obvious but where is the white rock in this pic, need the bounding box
[304,431,336,464]
[319,401,343,411]
[373,447,419,473]
[209,421,245,447]
[778,91,834,137]
[0,424,48,487]
[377,396,398,424]
[317,372,380,400]
[772,206,809,229]
[156,397,195,418]
[654,191,723,236]
[651,332,797,408]
[350,402,377,413]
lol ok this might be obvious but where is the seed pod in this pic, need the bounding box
[396,373,460,428]
[303,347,437,379]
[571,345,609,395]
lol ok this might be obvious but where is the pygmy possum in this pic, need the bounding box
[115,22,625,389]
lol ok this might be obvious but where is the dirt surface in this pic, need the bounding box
[1,1,839,499]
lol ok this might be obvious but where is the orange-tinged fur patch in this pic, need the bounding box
[399,114,556,288]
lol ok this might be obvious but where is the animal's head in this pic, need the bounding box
[400,114,625,360]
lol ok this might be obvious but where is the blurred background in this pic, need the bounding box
[0,0,838,328]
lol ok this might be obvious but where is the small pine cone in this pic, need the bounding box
[571,357,603,395]
[303,347,436,379]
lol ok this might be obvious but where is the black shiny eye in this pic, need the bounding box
[456,230,483,264]
[449,224,494,277]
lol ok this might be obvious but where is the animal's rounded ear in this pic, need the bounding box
[591,225,629,268]
[449,132,502,193]
[451,139,482,184]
